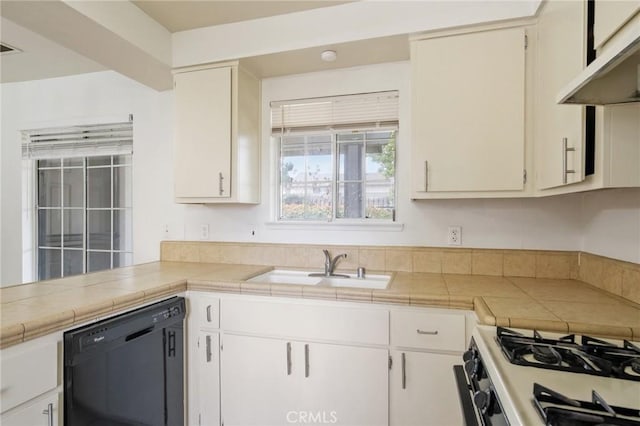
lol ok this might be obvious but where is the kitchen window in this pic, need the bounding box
[272,91,398,222]
[22,120,133,280]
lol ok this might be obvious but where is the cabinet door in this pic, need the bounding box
[302,342,388,426]
[220,334,300,426]
[411,27,526,194]
[535,0,586,190]
[1,392,59,426]
[390,351,461,426]
[594,0,640,49]
[191,332,220,426]
[174,66,232,200]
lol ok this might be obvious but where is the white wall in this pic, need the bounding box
[1,71,182,286]
[1,64,638,286]
[580,188,640,263]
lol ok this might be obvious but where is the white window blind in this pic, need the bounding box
[271,91,399,135]
[22,120,133,160]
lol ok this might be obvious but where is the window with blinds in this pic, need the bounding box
[271,91,398,222]
[22,120,134,280]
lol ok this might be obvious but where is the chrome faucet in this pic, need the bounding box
[309,249,349,278]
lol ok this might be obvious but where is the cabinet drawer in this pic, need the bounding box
[390,310,465,352]
[221,298,389,346]
[189,294,220,329]
[0,340,58,413]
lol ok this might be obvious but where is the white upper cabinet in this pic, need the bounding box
[173,62,260,204]
[411,27,527,198]
[534,1,640,195]
[534,0,587,190]
[593,0,640,50]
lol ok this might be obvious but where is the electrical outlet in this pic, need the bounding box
[200,224,209,240]
[447,226,462,246]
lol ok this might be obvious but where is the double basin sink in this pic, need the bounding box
[247,269,391,290]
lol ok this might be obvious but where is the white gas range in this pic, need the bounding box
[455,325,640,425]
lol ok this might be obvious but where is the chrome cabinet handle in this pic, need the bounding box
[562,137,575,184]
[206,305,212,322]
[42,403,53,426]
[206,335,212,362]
[401,352,406,389]
[305,344,310,378]
[286,342,292,375]
[219,172,224,195]
[417,329,438,335]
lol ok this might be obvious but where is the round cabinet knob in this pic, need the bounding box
[473,390,491,411]
[464,359,478,378]
[462,349,476,362]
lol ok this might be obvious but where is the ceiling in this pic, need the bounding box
[0,17,105,84]
[0,0,406,85]
[132,0,353,32]
[241,34,409,78]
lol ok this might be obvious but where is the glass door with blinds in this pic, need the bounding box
[23,120,133,280]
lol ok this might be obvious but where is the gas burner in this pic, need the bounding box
[531,345,561,365]
[496,327,639,381]
[533,383,640,426]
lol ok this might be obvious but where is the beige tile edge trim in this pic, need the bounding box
[0,323,24,349]
[472,297,496,326]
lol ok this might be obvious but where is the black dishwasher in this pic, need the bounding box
[64,296,185,426]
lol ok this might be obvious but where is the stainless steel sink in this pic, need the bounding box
[247,269,390,290]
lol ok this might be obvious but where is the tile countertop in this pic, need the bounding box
[1,261,639,348]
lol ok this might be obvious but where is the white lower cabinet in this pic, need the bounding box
[192,331,220,426]
[1,391,59,426]
[0,335,61,426]
[187,292,472,426]
[291,340,388,426]
[389,309,467,426]
[220,335,388,426]
[220,334,297,426]
[389,351,461,426]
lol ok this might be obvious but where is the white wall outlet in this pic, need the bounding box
[447,226,462,246]
[200,224,209,240]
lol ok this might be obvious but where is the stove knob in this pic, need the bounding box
[464,359,478,377]
[462,349,476,362]
[473,390,491,411]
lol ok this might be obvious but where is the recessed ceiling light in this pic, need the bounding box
[321,50,337,62]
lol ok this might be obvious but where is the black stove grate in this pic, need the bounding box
[533,383,640,426]
[496,327,640,381]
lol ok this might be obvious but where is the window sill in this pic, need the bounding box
[265,221,404,232]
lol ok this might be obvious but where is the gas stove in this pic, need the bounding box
[456,326,640,425]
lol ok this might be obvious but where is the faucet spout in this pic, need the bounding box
[329,253,347,275]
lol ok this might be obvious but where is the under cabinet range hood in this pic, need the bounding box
[557,23,640,105]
